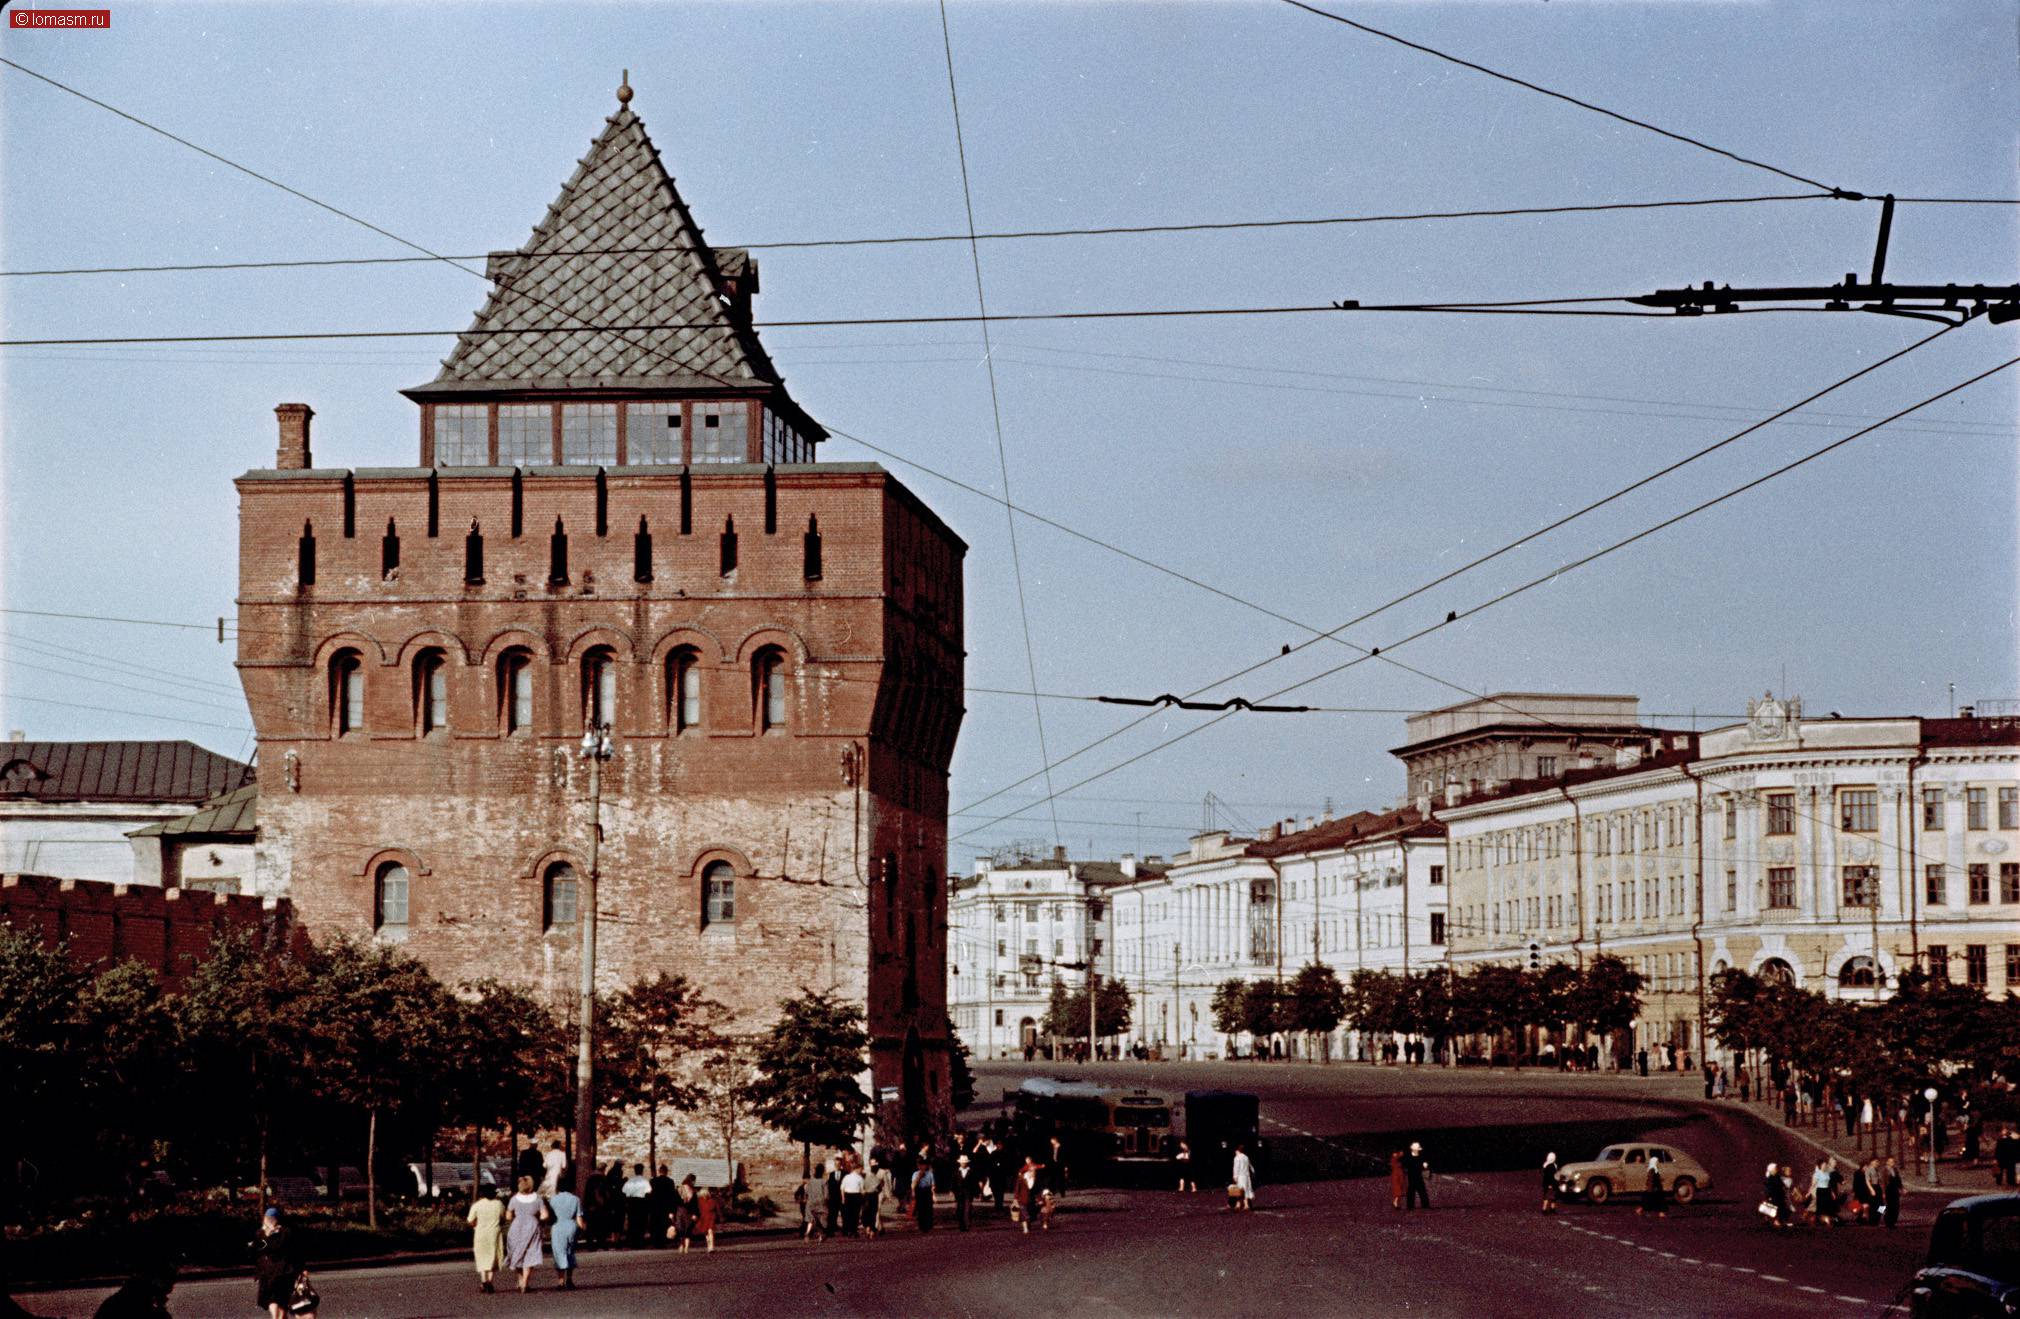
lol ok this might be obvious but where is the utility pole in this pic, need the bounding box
[573,722,614,1199]
[1086,894,1100,1063]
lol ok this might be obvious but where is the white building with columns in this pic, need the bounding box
[1105,808,1447,1059]
[948,848,1164,1059]
[1441,698,2020,1062]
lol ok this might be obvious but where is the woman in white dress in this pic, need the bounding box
[1230,1144,1256,1211]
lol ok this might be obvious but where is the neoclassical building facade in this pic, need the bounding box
[1442,698,2020,1060]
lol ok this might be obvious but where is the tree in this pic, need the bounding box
[1211,978,1249,1037]
[1287,963,1346,1054]
[1344,969,1405,1040]
[747,989,872,1177]
[1565,955,1645,1047]
[946,1018,977,1111]
[303,937,457,1227]
[443,980,565,1201]
[696,1038,759,1192]
[1240,980,1285,1042]
[74,959,180,1177]
[176,928,314,1208]
[604,974,722,1170]
[1040,978,1133,1041]
[0,928,84,1132]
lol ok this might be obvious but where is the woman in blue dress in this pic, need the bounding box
[549,1182,587,1290]
[503,1175,547,1292]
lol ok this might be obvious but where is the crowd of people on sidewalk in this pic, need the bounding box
[1757,1156,1906,1231]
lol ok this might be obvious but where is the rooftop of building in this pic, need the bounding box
[400,79,821,438]
[1393,692,1664,756]
[128,782,258,839]
[0,741,253,806]
[1246,804,1444,858]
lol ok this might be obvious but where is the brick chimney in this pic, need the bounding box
[275,403,314,469]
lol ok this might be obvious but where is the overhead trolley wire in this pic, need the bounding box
[953,351,2020,843]
[939,0,1060,849]
[1276,0,1846,195]
[0,194,1837,278]
[945,320,1963,824]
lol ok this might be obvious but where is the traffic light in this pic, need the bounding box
[1529,942,1541,970]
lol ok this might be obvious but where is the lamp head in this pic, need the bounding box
[1925,1087,1939,1102]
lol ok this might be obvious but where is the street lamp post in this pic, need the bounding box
[1925,1086,1940,1186]
[573,723,614,1199]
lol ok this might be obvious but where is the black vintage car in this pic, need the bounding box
[1910,1193,2020,1318]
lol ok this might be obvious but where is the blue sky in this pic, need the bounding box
[2,1,2014,869]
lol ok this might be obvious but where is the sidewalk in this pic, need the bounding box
[1710,1092,2002,1199]
[8,1217,804,1295]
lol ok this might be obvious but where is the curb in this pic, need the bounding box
[7,1223,805,1295]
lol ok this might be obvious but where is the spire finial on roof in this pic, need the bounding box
[617,70,632,105]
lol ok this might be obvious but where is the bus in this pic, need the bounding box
[1010,1078,1175,1166]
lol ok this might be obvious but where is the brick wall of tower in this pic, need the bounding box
[236,462,964,1153]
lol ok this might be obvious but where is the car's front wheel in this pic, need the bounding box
[1670,1178,1697,1204]
[1585,1179,1611,1204]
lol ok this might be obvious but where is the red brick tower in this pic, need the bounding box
[235,80,965,1150]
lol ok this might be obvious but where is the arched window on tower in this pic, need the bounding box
[583,646,616,728]
[375,861,410,931]
[499,649,533,735]
[753,647,787,732]
[702,860,736,928]
[667,647,701,731]
[415,649,449,734]
[331,649,364,736]
[544,862,578,931]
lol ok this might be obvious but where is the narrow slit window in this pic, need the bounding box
[720,516,738,576]
[298,520,317,587]
[803,515,822,580]
[764,466,777,534]
[679,469,692,535]
[633,516,653,582]
[381,518,401,579]
[549,517,569,584]
[464,521,484,583]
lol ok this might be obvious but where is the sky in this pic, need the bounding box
[2,1,2015,874]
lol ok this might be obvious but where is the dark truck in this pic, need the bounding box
[1910,1193,2020,1318]
[1183,1090,1261,1189]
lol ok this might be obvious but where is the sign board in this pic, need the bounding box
[878,1086,899,1104]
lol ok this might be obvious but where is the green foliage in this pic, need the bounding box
[444,978,567,1134]
[746,989,871,1161]
[945,1018,977,1111]
[1210,978,1248,1036]
[1708,963,2020,1103]
[1239,980,1285,1038]
[1040,977,1134,1038]
[603,973,722,1118]
[1287,963,1347,1036]
[0,927,87,1115]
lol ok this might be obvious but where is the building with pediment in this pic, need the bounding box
[233,80,965,1154]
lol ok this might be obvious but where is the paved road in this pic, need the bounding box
[24,1061,1935,1318]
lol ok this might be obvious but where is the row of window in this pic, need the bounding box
[372,858,737,932]
[1927,862,2020,907]
[431,400,813,468]
[1923,944,2020,990]
[329,645,790,737]
[1456,784,2018,871]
